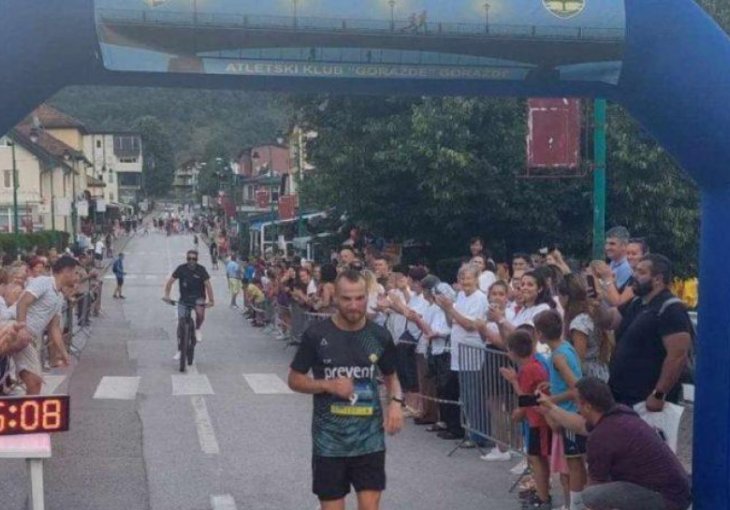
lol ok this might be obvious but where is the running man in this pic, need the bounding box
[163,250,215,356]
[288,269,404,510]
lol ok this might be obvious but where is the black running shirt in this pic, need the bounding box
[291,318,397,458]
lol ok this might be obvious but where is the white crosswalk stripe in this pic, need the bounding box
[243,373,293,394]
[93,376,141,400]
[210,494,238,510]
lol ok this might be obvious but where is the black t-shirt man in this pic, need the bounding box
[609,290,693,405]
[172,263,210,305]
[291,318,397,458]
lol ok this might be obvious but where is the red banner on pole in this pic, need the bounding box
[527,98,582,170]
[278,194,296,220]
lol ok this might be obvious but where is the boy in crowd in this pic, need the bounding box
[500,330,552,509]
[534,310,587,510]
[242,278,266,326]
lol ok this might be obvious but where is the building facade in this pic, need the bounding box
[83,132,144,205]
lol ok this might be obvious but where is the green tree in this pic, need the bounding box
[294,96,699,276]
[134,115,176,197]
[197,137,231,198]
[50,87,290,163]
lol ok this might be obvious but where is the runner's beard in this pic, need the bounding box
[342,309,365,325]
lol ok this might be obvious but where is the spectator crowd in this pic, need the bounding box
[220,226,693,510]
[0,234,124,397]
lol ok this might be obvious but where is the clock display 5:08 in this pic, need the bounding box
[0,396,70,435]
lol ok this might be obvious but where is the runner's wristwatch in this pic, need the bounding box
[652,389,666,400]
[391,396,406,407]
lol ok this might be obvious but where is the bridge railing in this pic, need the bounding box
[97,9,624,43]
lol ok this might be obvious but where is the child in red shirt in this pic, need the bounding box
[501,330,552,508]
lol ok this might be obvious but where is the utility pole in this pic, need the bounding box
[592,99,607,260]
[297,129,305,238]
[71,158,78,245]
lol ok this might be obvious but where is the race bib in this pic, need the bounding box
[330,380,375,417]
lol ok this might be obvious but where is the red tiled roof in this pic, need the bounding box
[24,104,87,132]
[14,124,82,162]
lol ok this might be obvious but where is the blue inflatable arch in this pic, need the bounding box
[1,1,728,507]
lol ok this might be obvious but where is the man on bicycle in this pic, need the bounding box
[163,250,215,356]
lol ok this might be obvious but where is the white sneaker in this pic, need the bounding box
[173,351,181,361]
[510,458,528,474]
[480,447,512,461]
[195,330,203,343]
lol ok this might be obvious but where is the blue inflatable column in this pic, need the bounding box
[693,188,730,509]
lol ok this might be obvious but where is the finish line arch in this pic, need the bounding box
[1,0,729,507]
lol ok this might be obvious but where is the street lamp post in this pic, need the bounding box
[292,0,299,27]
[270,176,277,252]
[389,0,396,31]
[63,152,78,246]
[484,2,490,34]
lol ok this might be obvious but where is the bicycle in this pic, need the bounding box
[163,299,211,373]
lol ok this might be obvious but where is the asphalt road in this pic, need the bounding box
[0,232,530,510]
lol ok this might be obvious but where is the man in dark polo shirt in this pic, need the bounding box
[601,254,693,410]
[539,377,691,510]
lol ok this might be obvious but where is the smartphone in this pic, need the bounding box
[586,274,598,299]
[518,395,540,407]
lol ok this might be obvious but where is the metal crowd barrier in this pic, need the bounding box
[457,343,523,453]
[256,301,333,348]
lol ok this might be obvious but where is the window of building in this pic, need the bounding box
[271,190,280,203]
[113,135,141,159]
[108,171,114,184]
[96,139,102,149]
[3,170,11,188]
[109,193,114,201]
[118,172,141,187]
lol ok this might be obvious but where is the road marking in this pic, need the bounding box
[145,274,158,280]
[191,396,220,455]
[93,376,140,400]
[243,373,293,394]
[171,374,214,396]
[41,375,66,395]
[210,494,238,510]
[104,274,138,280]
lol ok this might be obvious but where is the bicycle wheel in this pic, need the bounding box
[187,319,196,366]
[178,320,188,373]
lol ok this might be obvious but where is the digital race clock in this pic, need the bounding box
[0,395,70,436]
